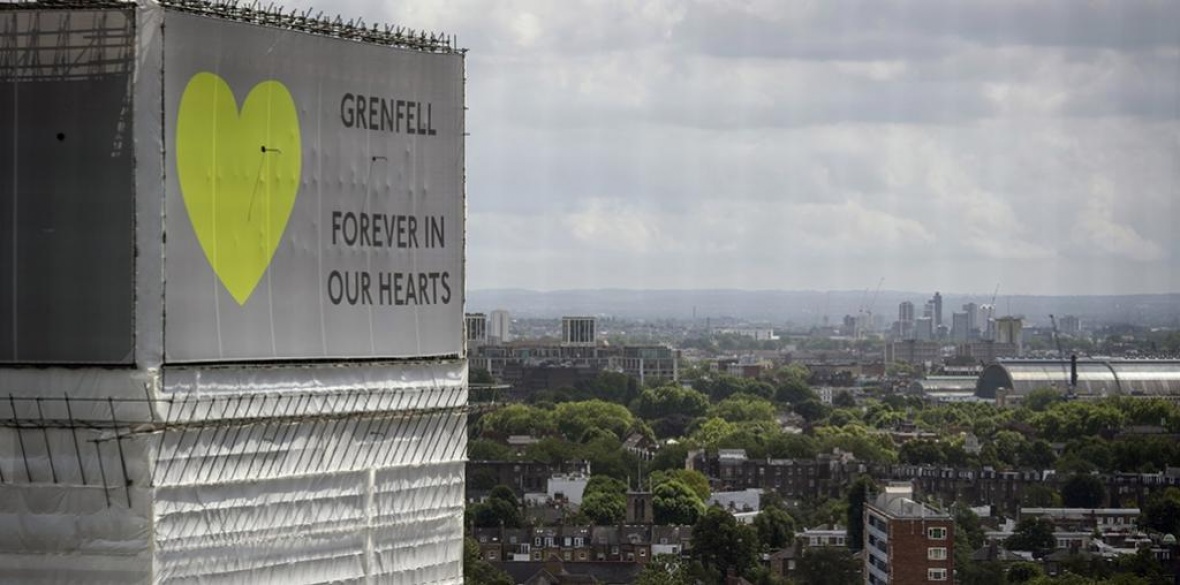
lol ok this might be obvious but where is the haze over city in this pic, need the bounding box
[302,0,1179,296]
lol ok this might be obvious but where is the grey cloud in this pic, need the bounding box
[674,0,1180,62]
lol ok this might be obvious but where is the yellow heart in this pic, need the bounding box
[176,72,301,305]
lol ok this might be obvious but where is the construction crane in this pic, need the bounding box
[856,277,884,341]
[984,282,1000,340]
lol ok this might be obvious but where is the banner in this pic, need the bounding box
[163,13,464,362]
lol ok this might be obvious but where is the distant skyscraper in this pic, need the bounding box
[995,317,1023,355]
[898,301,916,341]
[958,304,977,334]
[978,304,996,340]
[916,317,934,341]
[899,301,915,323]
[489,309,512,343]
[932,292,943,328]
[951,312,969,342]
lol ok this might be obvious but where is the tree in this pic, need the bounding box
[479,404,555,438]
[958,560,1007,585]
[650,442,692,473]
[833,391,857,408]
[765,432,819,459]
[1142,487,1180,536]
[899,439,947,465]
[793,398,830,422]
[1020,484,1062,508]
[651,469,711,502]
[468,438,514,461]
[469,368,495,385]
[953,503,986,551]
[1115,547,1169,583]
[753,505,796,551]
[1021,439,1059,469]
[793,546,861,585]
[845,476,876,552]
[471,485,523,528]
[1060,474,1107,508]
[633,385,709,420]
[691,507,759,579]
[653,479,706,525]
[689,417,737,450]
[1005,517,1056,558]
[584,475,627,498]
[580,490,626,525]
[578,371,638,405]
[772,364,814,405]
[634,555,694,585]
[1006,561,1043,583]
[464,537,512,585]
[581,434,639,481]
[554,400,635,442]
[709,393,777,423]
[1025,387,1064,412]
[522,437,579,465]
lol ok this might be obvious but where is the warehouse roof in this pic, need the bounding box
[975,359,1180,399]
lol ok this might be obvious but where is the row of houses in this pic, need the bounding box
[687,449,1180,517]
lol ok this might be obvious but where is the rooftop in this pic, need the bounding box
[869,486,950,520]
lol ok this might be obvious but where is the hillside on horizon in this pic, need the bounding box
[467,289,1180,328]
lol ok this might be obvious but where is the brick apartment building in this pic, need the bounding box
[864,484,954,585]
[469,343,679,394]
[691,449,870,504]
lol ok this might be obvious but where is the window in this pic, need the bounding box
[574,537,584,547]
[927,547,947,560]
[485,551,496,560]
[927,527,947,540]
[639,549,647,557]
[928,568,947,581]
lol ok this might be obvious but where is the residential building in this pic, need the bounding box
[466,312,488,346]
[885,340,942,365]
[562,316,597,346]
[995,317,1023,355]
[489,309,513,343]
[1059,315,1081,336]
[717,328,779,341]
[800,524,848,548]
[691,449,869,504]
[469,342,679,395]
[864,483,954,585]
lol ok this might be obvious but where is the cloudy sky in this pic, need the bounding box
[315,0,1177,295]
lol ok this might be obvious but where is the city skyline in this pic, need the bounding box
[304,0,1177,296]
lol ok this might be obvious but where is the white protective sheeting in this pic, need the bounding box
[152,413,466,584]
[1,409,466,584]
